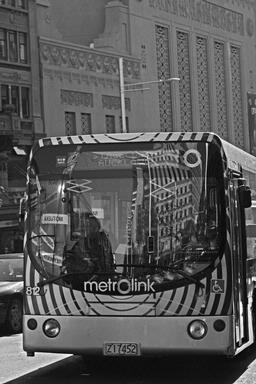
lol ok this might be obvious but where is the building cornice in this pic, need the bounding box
[39,37,141,80]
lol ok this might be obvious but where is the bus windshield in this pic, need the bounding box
[27,141,225,294]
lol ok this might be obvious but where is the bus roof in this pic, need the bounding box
[38,131,215,148]
[36,131,256,173]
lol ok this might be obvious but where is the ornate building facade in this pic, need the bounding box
[39,37,141,136]
[37,0,256,154]
[0,0,44,252]
[1,0,256,251]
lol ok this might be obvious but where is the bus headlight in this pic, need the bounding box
[43,319,60,338]
[187,320,207,340]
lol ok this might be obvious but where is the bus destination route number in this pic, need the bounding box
[103,342,141,356]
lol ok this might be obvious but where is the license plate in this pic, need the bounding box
[103,342,141,356]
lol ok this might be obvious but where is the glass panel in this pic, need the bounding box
[27,141,225,292]
[8,31,18,62]
[156,25,172,132]
[65,112,76,135]
[0,29,7,59]
[21,87,29,118]
[105,115,115,133]
[11,85,19,114]
[214,41,228,139]
[81,113,91,134]
[19,32,27,63]
[0,258,23,281]
[17,0,26,9]
[1,84,9,110]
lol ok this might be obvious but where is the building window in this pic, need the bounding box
[0,84,30,118]
[0,29,28,63]
[21,87,29,118]
[11,85,19,114]
[0,0,27,9]
[16,0,26,9]
[119,116,129,132]
[105,115,115,133]
[196,36,210,132]
[81,113,92,134]
[19,32,27,63]
[9,31,18,62]
[0,29,7,59]
[1,84,8,110]
[214,41,228,140]
[65,112,76,135]
[230,45,243,148]
[155,25,173,132]
[177,30,193,132]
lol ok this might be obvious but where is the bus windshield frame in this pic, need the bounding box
[26,140,226,294]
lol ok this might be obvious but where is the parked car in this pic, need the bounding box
[0,253,23,333]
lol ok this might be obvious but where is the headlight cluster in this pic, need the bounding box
[188,320,208,340]
[27,318,60,337]
[187,319,226,340]
[43,319,60,337]
[27,317,226,341]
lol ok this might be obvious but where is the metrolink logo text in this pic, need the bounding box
[84,278,155,295]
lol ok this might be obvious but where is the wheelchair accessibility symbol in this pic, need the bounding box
[211,279,225,294]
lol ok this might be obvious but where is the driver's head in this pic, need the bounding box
[85,214,100,235]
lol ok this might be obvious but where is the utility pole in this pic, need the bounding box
[119,56,180,133]
[119,57,127,133]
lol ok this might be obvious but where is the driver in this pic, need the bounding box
[63,214,114,289]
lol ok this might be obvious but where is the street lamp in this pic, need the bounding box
[119,57,180,133]
[124,77,180,89]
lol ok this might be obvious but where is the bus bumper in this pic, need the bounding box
[23,315,235,357]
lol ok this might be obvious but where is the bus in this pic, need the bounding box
[23,131,256,358]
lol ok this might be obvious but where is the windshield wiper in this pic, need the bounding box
[37,273,76,287]
[115,263,205,289]
[38,260,205,289]
[37,271,121,287]
[28,234,55,240]
[166,268,205,289]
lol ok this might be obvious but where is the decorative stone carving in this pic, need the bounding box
[40,41,141,80]
[102,95,131,111]
[50,46,61,65]
[69,50,79,68]
[0,71,29,82]
[43,68,120,89]
[141,44,147,69]
[60,90,93,107]
[60,49,69,65]
[149,0,247,36]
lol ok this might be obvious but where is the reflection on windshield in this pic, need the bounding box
[0,259,23,282]
[27,141,225,292]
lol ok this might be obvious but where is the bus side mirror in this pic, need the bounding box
[238,185,252,208]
